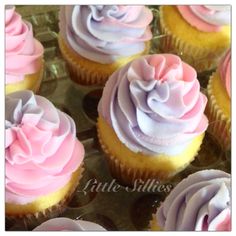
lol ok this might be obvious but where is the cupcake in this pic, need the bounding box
[159,5,230,72]
[206,49,231,150]
[150,169,231,231]
[97,54,208,185]
[5,6,44,95]
[5,91,84,225]
[58,5,153,85]
[33,217,106,231]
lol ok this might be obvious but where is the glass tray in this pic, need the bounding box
[6,5,231,231]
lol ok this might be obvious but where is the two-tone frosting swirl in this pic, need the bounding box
[59,5,153,64]
[5,91,84,204]
[155,169,231,231]
[219,49,231,98]
[5,6,44,84]
[98,54,208,156]
[33,218,106,231]
[177,5,231,32]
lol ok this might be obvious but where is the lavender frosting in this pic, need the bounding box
[98,54,208,156]
[156,169,231,231]
[33,218,106,231]
[59,5,153,64]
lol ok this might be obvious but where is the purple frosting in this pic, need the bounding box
[59,5,153,64]
[156,169,231,231]
[98,54,208,156]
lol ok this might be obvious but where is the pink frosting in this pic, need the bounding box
[219,49,231,98]
[5,6,44,84]
[177,5,230,32]
[5,91,84,204]
[98,54,208,155]
[215,209,231,231]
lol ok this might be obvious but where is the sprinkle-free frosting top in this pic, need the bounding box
[5,91,84,204]
[98,54,208,156]
[33,217,106,231]
[177,5,231,32]
[5,6,44,84]
[156,169,231,231]
[59,5,153,64]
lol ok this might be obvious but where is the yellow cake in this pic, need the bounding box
[97,116,204,185]
[58,35,150,85]
[6,60,44,95]
[6,167,83,216]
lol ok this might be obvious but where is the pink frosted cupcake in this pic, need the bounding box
[58,5,153,85]
[150,169,231,231]
[33,217,106,231]
[5,6,44,94]
[5,90,84,224]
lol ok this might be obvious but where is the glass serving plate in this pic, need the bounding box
[6,5,231,231]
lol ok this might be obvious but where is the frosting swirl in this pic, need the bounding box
[98,54,208,156]
[219,49,231,98]
[5,91,84,204]
[59,5,153,64]
[156,169,231,231]
[33,218,106,231]
[5,6,44,84]
[177,5,231,32]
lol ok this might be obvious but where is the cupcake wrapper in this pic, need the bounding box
[149,214,162,231]
[59,36,109,85]
[159,8,226,73]
[97,123,199,186]
[6,166,84,230]
[206,75,231,150]
[58,35,150,86]
[33,60,45,94]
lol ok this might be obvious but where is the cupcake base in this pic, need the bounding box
[6,166,84,229]
[6,59,44,95]
[149,214,162,231]
[58,35,150,86]
[159,6,230,73]
[97,116,205,186]
[206,72,231,150]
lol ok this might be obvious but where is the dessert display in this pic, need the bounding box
[97,54,208,185]
[150,169,231,231]
[58,5,153,85]
[5,6,44,94]
[5,5,231,232]
[159,5,230,72]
